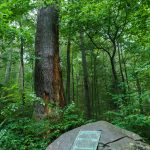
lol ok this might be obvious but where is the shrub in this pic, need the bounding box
[0,102,86,150]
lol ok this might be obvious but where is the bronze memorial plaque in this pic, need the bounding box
[71,131,101,150]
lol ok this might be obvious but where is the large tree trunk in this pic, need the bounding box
[79,31,91,119]
[34,6,65,119]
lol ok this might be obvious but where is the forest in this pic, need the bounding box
[0,0,150,149]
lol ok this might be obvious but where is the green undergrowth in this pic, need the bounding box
[105,104,150,143]
[0,102,86,150]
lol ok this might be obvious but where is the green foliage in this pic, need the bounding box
[62,102,85,130]
[0,82,85,150]
[0,118,49,150]
[105,103,150,142]
[0,101,86,150]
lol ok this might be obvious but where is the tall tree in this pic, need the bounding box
[19,21,25,106]
[34,5,65,119]
[66,36,71,104]
[19,33,25,106]
[79,31,91,118]
[3,49,12,85]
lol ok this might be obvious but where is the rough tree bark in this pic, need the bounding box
[34,6,65,119]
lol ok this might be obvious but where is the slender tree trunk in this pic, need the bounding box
[90,50,94,117]
[76,74,79,105]
[117,44,125,85]
[72,50,74,102]
[110,57,118,92]
[93,55,98,118]
[109,55,119,109]
[102,52,108,92]
[3,49,12,85]
[135,73,143,114]
[120,48,130,99]
[87,34,119,95]
[34,6,65,119]
[111,40,120,95]
[20,35,25,106]
[66,36,71,104]
[79,31,91,118]
[117,43,127,102]
[32,60,34,91]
